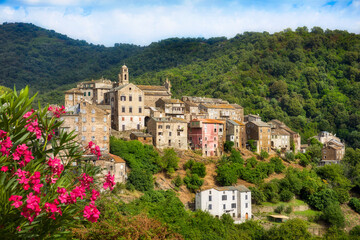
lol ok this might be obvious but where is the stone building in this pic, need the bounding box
[181,96,229,105]
[268,119,301,153]
[244,114,261,122]
[77,77,114,105]
[138,81,172,108]
[64,88,83,108]
[270,128,290,151]
[147,117,188,150]
[130,132,153,145]
[195,185,252,223]
[106,83,145,131]
[245,121,271,154]
[313,131,341,145]
[226,120,246,149]
[198,103,243,121]
[188,119,225,156]
[320,139,345,165]
[60,99,111,153]
[155,98,185,118]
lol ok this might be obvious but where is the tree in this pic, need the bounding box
[183,173,204,192]
[216,163,238,186]
[228,149,244,164]
[161,148,179,173]
[269,80,288,98]
[260,150,269,160]
[265,219,311,240]
[224,141,234,152]
[127,168,154,192]
[322,204,345,228]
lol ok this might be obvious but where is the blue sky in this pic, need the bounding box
[0,0,359,46]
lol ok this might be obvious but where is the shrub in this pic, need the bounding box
[0,87,110,238]
[247,140,257,152]
[161,148,179,173]
[274,204,285,213]
[183,173,203,192]
[216,163,238,186]
[307,188,339,211]
[349,198,360,214]
[265,219,311,240]
[228,149,244,164]
[322,203,345,228]
[246,157,258,168]
[224,141,234,152]
[260,150,269,160]
[249,187,265,205]
[285,151,295,162]
[350,225,360,238]
[280,189,294,202]
[172,175,183,188]
[127,168,154,192]
[270,157,285,173]
[285,206,293,214]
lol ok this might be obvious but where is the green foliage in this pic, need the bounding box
[248,187,265,205]
[265,219,312,240]
[183,173,204,192]
[280,189,295,202]
[184,159,206,178]
[127,168,154,192]
[270,157,285,173]
[246,157,258,168]
[224,141,234,152]
[285,151,295,162]
[247,140,257,152]
[237,220,265,240]
[285,206,293,214]
[349,198,360,214]
[110,137,161,173]
[274,204,285,214]
[322,204,345,228]
[307,188,339,211]
[160,148,179,173]
[342,148,360,190]
[172,175,183,188]
[323,227,350,240]
[260,149,269,160]
[216,163,238,186]
[350,225,360,239]
[228,149,244,164]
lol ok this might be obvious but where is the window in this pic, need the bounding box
[222,195,227,201]
[130,117,133,121]
[208,204,212,210]
[104,136,107,141]
[75,126,79,131]
[122,107,125,113]
[177,132,180,136]
[245,195,248,200]
[169,132,172,137]
[82,126,87,132]
[129,107,132,113]
[214,144,216,148]
[138,107,142,113]
[166,125,170,129]
[82,117,86,122]
[103,117,107,122]
[122,117,125,121]
[104,126,107,132]
[205,144,207,148]
[232,195,235,200]
[223,204,226,209]
[91,109,95,114]
[158,132,162,136]
[139,96,142,102]
[69,95,73,100]
[158,125,163,129]
[91,136,95,141]
[88,92,91,96]
[219,128,223,132]
[129,95,132,101]
[245,203,248,208]
[121,96,126,101]
[231,203,236,208]
[209,196,212,201]
[75,117,79,123]
[92,126,95,132]
[168,140,171,146]
[91,117,95,122]
[82,136,86,141]
[209,191,212,194]
[83,92,86,96]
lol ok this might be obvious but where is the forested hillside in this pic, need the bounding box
[1,23,360,147]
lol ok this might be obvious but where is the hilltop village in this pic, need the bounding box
[60,65,346,222]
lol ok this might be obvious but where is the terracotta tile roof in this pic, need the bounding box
[109,153,126,163]
[232,120,245,126]
[65,88,82,94]
[192,119,224,124]
[201,103,235,109]
[137,85,168,91]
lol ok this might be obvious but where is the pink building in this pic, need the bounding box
[188,119,225,157]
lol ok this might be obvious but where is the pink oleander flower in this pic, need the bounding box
[44,201,62,220]
[103,171,115,191]
[79,173,93,190]
[13,144,34,167]
[21,192,41,224]
[1,166,8,172]
[16,226,21,232]
[48,105,66,118]
[15,169,29,178]
[88,141,101,160]
[70,186,86,201]
[0,135,13,156]
[0,130,7,138]
[57,187,70,204]
[90,189,100,202]
[47,157,64,177]
[23,110,42,139]
[9,195,23,208]
[83,203,100,223]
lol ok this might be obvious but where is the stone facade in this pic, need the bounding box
[246,121,271,154]
[155,98,185,117]
[244,114,261,122]
[313,131,341,145]
[77,78,114,105]
[226,119,246,149]
[137,85,172,108]
[195,185,252,223]
[107,83,145,131]
[320,139,345,165]
[61,99,111,153]
[130,132,153,145]
[147,117,188,150]
[270,128,290,151]
[198,103,243,121]
[64,88,83,108]
[188,119,225,156]
[268,119,301,153]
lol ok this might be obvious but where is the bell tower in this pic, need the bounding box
[118,65,129,85]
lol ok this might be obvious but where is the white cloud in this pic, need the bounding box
[0,1,359,46]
